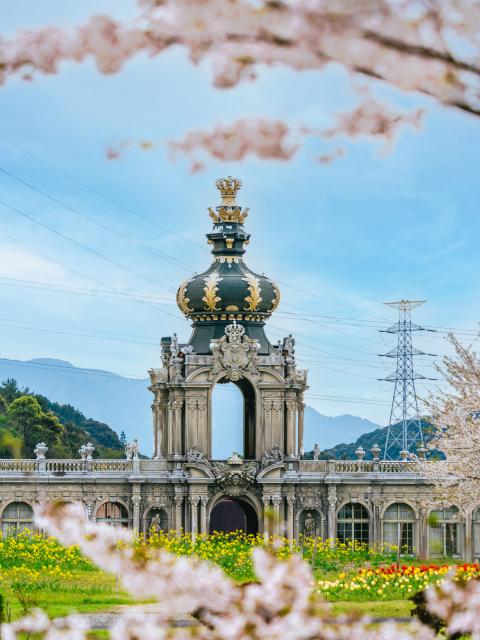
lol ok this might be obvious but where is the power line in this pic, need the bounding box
[0,276,176,305]
[0,135,208,254]
[0,229,180,322]
[0,197,177,293]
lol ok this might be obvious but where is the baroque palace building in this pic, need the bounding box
[1,177,478,560]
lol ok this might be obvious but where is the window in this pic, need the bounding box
[474,508,480,560]
[429,507,462,557]
[2,502,34,535]
[96,502,129,528]
[383,503,416,554]
[337,503,370,545]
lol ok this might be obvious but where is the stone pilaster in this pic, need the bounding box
[286,495,295,542]
[297,395,305,457]
[189,496,200,540]
[132,494,142,533]
[285,395,297,458]
[174,495,183,531]
[327,485,337,546]
[262,496,271,540]
[271,495,281,537]
[200,497,208,534]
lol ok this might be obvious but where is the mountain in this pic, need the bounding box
[0,378,124,459]
[303,407,382,450]
[306,420,436,460]
[0,357,151,443]
[0,357,384,456]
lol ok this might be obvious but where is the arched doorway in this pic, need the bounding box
[209,498,258,534]
[211,378,256,459]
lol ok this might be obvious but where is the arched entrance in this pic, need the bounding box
[209,497,258,534]
[211,377,256,460]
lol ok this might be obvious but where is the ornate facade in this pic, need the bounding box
[1,177,478,560]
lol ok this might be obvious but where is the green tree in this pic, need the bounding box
[6,396,65,457]
[0,379,27,404]
[0,394,7,415]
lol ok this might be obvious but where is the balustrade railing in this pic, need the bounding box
[0,457,429,475]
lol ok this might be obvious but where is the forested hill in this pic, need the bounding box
[304,420,435,460]
[0,378,125,459]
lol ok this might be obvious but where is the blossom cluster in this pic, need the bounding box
[0,1,477,167]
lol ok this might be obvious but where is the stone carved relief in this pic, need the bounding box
[296,486,323,510]
[209,321,259,381]
[212,458,257,496]
[186,446,207,463]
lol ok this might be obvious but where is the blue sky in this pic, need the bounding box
[0,0,479,426]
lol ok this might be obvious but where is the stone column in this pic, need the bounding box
[174,496,183,531]
[418,507,428,559]
[372,498,382,547]
[465,511,473,561]
[167,400,174,458]
[132,495,141,533]
[84,500,94,522]
[152,395,166,459]
[327,485,337,546]
[297,396,305,457]
[200,497,208,535]
[271,496,281,537]
[285,397,297,458]
[262,497,271,540]
[173,398,184,456]
[286,496,295,543]
[189,496,200,541]
[152,402,158,459]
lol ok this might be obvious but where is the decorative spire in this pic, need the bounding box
[215,176,242,205]
[209,176,249,224]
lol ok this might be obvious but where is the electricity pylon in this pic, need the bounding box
[380,300,435,461]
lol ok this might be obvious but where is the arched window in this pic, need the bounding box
[429,507,462,557]
[211,379,256,459]
[474,508,480,560]
[337,503,370,545]
[96,502,129,528]
[2,502,34,535]
[383,503,416,554]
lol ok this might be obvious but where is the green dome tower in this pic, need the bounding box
[176,177,280,354]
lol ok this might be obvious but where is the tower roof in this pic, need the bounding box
[176,177,280,354]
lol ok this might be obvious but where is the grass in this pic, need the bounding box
[331,599,414,618]
[0,570,139,621]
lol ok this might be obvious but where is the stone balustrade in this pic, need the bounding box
[0,456,430,478]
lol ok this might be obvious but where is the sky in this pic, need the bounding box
[0,0,479,427]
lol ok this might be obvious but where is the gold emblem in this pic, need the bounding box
[208,177,249,224]
[243,273,262,311]
[203,272,222,311]
[269,281,280,312]
[176,279,193,315]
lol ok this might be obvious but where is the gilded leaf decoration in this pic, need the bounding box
[269,281,280,312]
[203,272,222,311]
[243,273,262,311]
[177,279,193,315]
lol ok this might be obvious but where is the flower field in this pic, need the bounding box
[0,529,478,621]
[317,563,480,601]
[0,529,92,576]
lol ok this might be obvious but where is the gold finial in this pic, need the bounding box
[215,176,242,206]
[208,176,248,224]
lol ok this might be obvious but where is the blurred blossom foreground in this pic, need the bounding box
[2,502,480,640]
